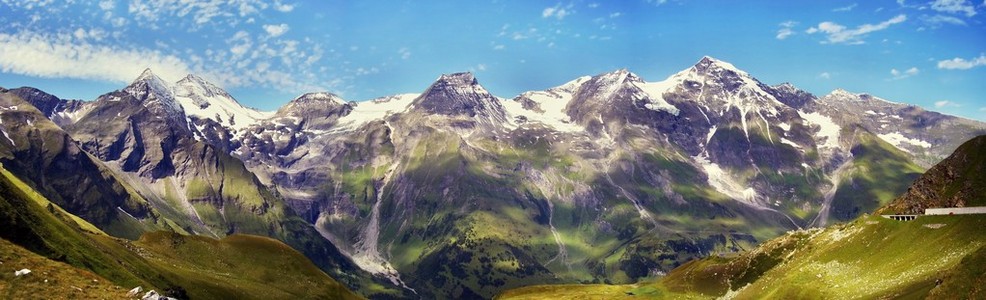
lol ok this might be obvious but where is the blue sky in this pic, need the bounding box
[0,0,984,120]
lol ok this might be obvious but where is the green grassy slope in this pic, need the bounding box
[0,238,128,299]
[829,130,924,222]
[496,134,986,300]
[0,164,362,299]
[497,215,986,300]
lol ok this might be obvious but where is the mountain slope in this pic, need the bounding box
[6,57,984,299]
[200,57,985,298]
[0,161,361,299]
[498,134,986,299]
[0,88,178,239]
[2,79,401,298]
[878,135,986,214]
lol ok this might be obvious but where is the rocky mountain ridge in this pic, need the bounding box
[5,56,985,299]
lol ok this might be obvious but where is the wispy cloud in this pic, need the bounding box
[818,72,832,79]
[833,3,858,12]
[890,67,919,80]
[930,0,977,17]
[776,21,797,40]
[935,100,961,108]
[0,30,191,83]
[806,14,907,44]
[921,14,968,27]
[937,54,986,69]
[398,47,411,60]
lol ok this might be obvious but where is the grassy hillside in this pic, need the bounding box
[0,238,128,299]
[0,164,361,299]
[497,215,986,299]
[497,134,986,300]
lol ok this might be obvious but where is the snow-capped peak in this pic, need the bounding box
[134,68,159,83]
[827,88,857,99]
[693,56,748,77]
[773,82,799,92]
[126,68,174,100]
[122,69,186,123]
[291,92,345,105]
[173,74,272,131]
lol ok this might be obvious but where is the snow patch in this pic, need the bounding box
[174,75,273,131]
[781,138,802,149]
[694,154,759,205]
[332,94,417,132]
[878,132,932,152]
[503,76,589,132]
[634,79,680,115]
[798,111,841,150]
[778,122,791,132]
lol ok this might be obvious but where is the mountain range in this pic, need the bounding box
[500,134,986,299]
[1,56,984,299]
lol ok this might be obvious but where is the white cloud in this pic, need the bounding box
[890,67,919,79]
[126,0,277,28]
[937,54,986,69]
[354,67,378,76]
[818,72,831,79]
[776,21,797,40]
[609,12,621,18]
[98,0,115,10]
[263,23,290,37]
[542,4,572,20]
[930,0,977,17]
[398,47,411,60]
[806,14,907,44]
[922,14,967,26]
[935,100,960,108]
[273,0,294,12]
[493,44,505,50]
[833,3,858,12]
[0,30,191,84]
[776,28,794,40]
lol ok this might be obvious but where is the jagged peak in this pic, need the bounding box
[175,74,233,99]
[691,56,748,76]
[774,82,797,90]
[412,72,505,118]
[827,88,858,98]
[134,68,157,82]
[291,92,345,105]
[436,72,477,84]
[178,73,211,85]
[591,68,644,87]
[125,68,174,101]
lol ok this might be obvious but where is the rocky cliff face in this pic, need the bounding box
[878,135,986,215]
[1,72,401,298]
[0,90,162,239]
